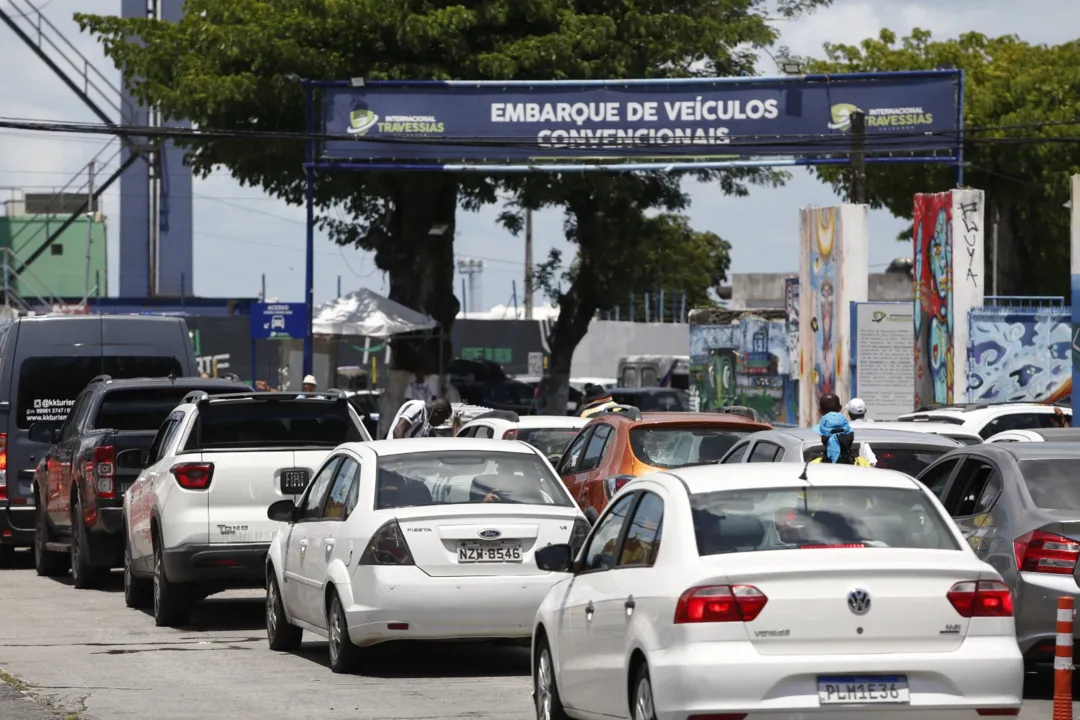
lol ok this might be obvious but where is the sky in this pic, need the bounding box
[0,0,1076,311]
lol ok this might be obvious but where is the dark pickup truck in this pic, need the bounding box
[31,375,251,587]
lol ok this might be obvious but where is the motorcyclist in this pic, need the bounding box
[810,393,871,467]
[844,398,877,466]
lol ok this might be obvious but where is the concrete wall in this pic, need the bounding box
[968,307,1071,404]
[731,271,912,310]
[0,216,107,299]
[557,320,689,379]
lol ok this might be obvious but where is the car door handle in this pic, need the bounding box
[625,596,635,611]
[585,601,594,618]
[324,538,335,548]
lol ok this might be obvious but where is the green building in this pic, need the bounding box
[0,196,108,302]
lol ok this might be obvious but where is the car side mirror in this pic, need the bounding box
[115,449,147,470]
[27,422,59,444]
[535,543,573,573]
[547,453,562,467]
[267,499,296,523]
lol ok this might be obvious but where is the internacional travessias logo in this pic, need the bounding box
[828,102,935,132]
[347,99,445,137]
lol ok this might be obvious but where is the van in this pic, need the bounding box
[0,315,197,563]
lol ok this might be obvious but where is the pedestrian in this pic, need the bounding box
[845,397,877,466]
[1051,407,1069,428]
[810,393,872,467]
[404,371,435,403]
[255,380,270,391]
[388,397,452,439]
[301,374,317,392]
[579,384,618,418]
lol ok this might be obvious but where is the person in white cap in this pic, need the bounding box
[845,398,877,466]
[302,374,317,392]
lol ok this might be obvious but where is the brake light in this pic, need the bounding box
[674,585,767,623]
[358,519,415,565]
[93,445,116,499]
[603,475,633,499]
[1014,530,1080,574]
[975,710,1020,716]
[502,428,518,440]
[947,580,1013,618]
[0,432,6,501]
[171,462,214,490]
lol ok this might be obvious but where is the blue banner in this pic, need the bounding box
[318,72,960,164]
[251,302,307,340]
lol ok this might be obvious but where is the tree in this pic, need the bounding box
[806,29,1080,296]
[77,0,828,408]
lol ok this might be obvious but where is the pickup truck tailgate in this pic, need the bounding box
[204,449,328,543]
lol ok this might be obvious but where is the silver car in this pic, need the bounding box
[719,427,963,476]
[916,442,1080,668]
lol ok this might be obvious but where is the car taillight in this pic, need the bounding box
[358,519,415,565]
[603,475,633,499]
[171,462,214,490]
[569,517,590,555]
[674,585,767,623]
[947,580,1013,618]
[93,445,116,499]
[0,432,6,501]
[1014,530,1080,574]
[502,428,518,440]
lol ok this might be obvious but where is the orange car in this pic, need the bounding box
[555,410,771,520]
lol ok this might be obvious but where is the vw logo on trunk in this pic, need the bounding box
[478,529,501,539]
[847,589,871,615]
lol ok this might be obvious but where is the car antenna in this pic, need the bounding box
[798,458,812,483]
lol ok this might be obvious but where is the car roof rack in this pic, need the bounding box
[181,390,210,404]
[88,374,113,385]
[598,404,642,421]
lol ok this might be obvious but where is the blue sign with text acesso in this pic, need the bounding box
[251,302,307,340]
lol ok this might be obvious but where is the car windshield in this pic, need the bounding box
[375,451,574,509]
[185,399,363,449]
[516,428,579,457]
[1020,459,1080,510]
[630,425,751,468]
[689,486,959,555]
[801,443,948,474]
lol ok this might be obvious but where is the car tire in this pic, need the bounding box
[70,496,105,589]
[0,545,14,569]
[327,592,362,674]
[266,572,302,651]
[123,530,152,609]
[152,533,190,627]
[631,662,657,720]
[34,501,68,577]
[534,636,571,720]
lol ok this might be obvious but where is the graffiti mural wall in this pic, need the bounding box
[968,308,1072,404]
[913,189,985,407]
[689,314,791,423]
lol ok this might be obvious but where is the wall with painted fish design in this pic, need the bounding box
[967,307,1072,404]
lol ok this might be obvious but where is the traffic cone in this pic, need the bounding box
[1055,595,1074,720]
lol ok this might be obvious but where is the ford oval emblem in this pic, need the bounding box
[478,529,501,539]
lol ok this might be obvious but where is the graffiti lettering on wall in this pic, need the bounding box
[913,192,953,406]
[461,347,512,363]
[968,309,1071,404]
[959,199,981,288]
[196,354,231,376]
[689,317,789,423]
[802,207,844,403]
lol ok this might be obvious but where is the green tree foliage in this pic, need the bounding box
[806,29,1080,296]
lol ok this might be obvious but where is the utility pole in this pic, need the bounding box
[848,110,867,205]
[83,159,94,301]
[991,204,1000,296]
[524,208,534,319]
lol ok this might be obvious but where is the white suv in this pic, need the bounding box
[897,403,1071,441]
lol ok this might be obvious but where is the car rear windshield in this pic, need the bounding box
[690,486,959,555]
[17,355,183,429]
[1020,459,1080,510]
[630,426,751,468]
[185,399,362,449]
[517,428,579,457]
[375,451,573,509]
[610,390,689,412]
[94,386,243,432]
[801,443,948,475]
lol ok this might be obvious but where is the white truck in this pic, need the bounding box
[118,389,372,627]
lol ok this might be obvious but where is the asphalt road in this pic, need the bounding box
[0,548,1074,720]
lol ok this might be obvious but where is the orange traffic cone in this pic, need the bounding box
[1055,595,1074,720]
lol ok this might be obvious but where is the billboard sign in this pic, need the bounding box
[319,71,960,164]
[251,302,307,340]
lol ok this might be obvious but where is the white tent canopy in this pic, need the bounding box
[313,288,438,337]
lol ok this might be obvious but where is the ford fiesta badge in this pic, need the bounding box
[478,529,501,539]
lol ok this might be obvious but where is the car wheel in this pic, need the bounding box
[34,501,68,577]
[534,637,571,720]
[632,662,657,720]
[70,496,105,589]
[266,572,302,651]
[152,533,190,627]
[327,592,361,674]
[123,530,152,609]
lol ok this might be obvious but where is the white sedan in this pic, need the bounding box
[264,437,591,673]
[531,463,1023,720]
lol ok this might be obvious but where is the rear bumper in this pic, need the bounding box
[89,506,124,535]
[646,637,1023,720]
[162,542,270,587]
[0,503,35,547]
[1015,570,1080,657]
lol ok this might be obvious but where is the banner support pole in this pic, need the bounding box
[956,69,965,187]
[303,79,315,377]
